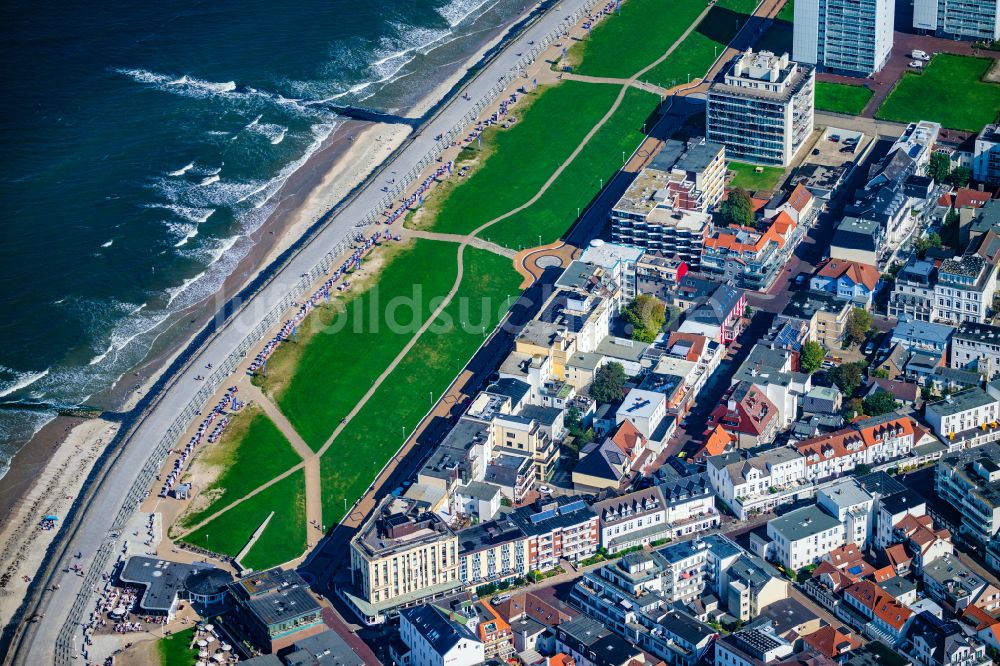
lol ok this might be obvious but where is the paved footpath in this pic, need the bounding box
[6,0,602,662]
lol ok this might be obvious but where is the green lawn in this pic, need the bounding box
[645,0,761,89]
[178,408,300,529]
[425,81,621,237]
[729,161,785,192]
[815,81,874,115]
[184,470,307,570]
[268,239,459,449]
[875,54,1000,131]
[486,87,660,249]
[777,0,794,22]
[320,247,521,521]
[569,0,709,78]
[158,628,197,666]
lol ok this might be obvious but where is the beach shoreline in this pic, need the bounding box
[0,0,549,616]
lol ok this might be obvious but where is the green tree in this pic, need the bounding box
[843,397,864,420]
[720,187,754,228]
[591,362,626,404]
[946,166,971,188]
[623,294,666,343]
[799,340,825,374]
[863,389,899,417]
[873,367,890,379]
[914,232,942,259]
[564,406,595,454]
[831,362,864,396]
[928,152,951,182]
[846,307,872,345]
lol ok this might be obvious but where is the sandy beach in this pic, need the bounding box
[0,418,118,626]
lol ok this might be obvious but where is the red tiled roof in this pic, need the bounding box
[786,183,814,213]
[845,580,912,630]
[938,192,953,208]
[696,425,735,460]
[955,187,992,209]
[826,544,862,569]
[885,544,912,572]
[817,259,880,291]
[667,331,707,362]
[610,420,647,459]
[802,625,860,658]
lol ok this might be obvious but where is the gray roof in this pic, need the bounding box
[400,604,478,657]
[689,284,744,327]
[284,629,366,666]
[832,216,881,251]
[456,518,525,556]
[879,575,917,600]
[781,289,849,321]
[902,610,983,664]
[729,553,781,593]
[229,568,321,628]
[118,556,230,614]
[650,136,724,174]
[926,387,995,417]
[892,315,954,347]
[768,505,841,541]
[487,378,531,407]
[880,489,927,517]
[954,321,1000,345]
[508,496,596,538]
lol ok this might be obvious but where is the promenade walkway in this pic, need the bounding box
[10,0,794,663]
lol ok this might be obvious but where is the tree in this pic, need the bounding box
[873,367,890,379]
[799,340,825,374]
[914,232,942,259]
[928,152,951,182]
[623,294,666,343]
[564,406,595,454]
[591,362,626,404]
[831,362,864,396]
[863,389,899,417]
[846,307,872,345]
[946,166,971,188]
[720,187,754,228]
[843,397,864,420]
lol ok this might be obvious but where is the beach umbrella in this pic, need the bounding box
[198,640,208,647]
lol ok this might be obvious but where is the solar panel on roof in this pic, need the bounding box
[530,509,557,524]
[561,500,587,514]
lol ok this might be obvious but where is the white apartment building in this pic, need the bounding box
[593,486,669,554]
[400,605,485,666]
[795,416,918,482]
[817,479,874,548]
[914,0,1000,41]
[616,389,667,439]
[951,321,1000,380]
[706,49,815,167]
[767,504,846,570]
[794,0,895,75]
[934,255,997,325]
[974,124,1000,185]
[707,447,807,517]
[925,386,1000,439]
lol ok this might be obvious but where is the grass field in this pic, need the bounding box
[267,239,459,449]
[178,408,300,529]
[645,0,760,89]
[157,628,196,665]
[424,81,621,237]
[728,161,785,192]
[486,87,659,249]
[569,0,709,77]
[777,0,794,22]
[815,81,873,115]
[184,470,306,570]
[319,247,521,520]
[875,54,1000,131]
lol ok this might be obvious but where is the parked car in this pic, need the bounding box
[829,134,840,142]
[863,340,876,355]
[909,61,924,69]
[794,274,806,285]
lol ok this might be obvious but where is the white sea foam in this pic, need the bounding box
[172,224,199,247]
[0,367,51,399]
[88,344,114,366]
[168,74,237,94]
[167,161,196,177]
[197,174,221,187]
[147,203,215,224]
[101,240,114,248]
[437,0,497,27]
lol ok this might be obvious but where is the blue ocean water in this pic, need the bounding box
[0,0,534,472]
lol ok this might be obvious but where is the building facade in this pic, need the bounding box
[707,49,815,167]
[913,0,1000,41]
[794,0,895,75]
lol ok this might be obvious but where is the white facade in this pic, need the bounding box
[925,387,1000,438]
[951,322,1000,380]
[400,609,485,666]
[616,389,667,439]
[934,258,997,325]
[817,480,874,548]
[707,448,807,509]
[767,505,846,570]
[914,0,1000,40]
[974,125,1000,185]
[794,0,895,75]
